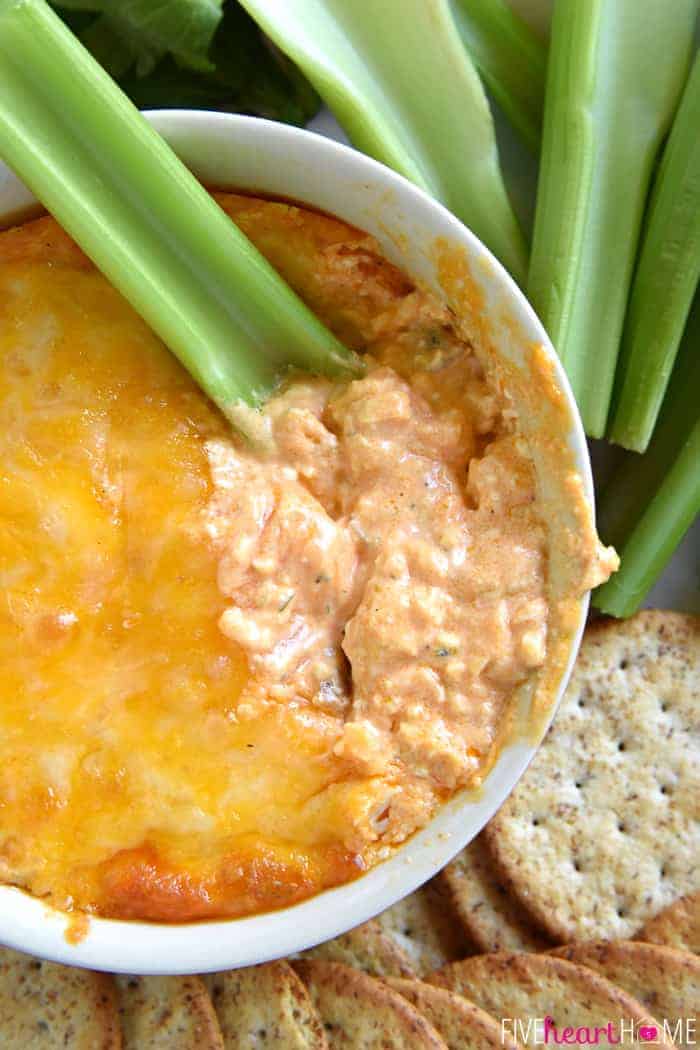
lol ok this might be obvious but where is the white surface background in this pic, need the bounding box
[309,0,699,614]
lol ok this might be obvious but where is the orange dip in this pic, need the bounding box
[0,194,614,920]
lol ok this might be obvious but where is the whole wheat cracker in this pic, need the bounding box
[202,961,327,1049]
[428,953,675,1048]
[637,892,700,955]
[385,977,524,1050]
[115,974,223,1049]
[300,918,416,977]
[550,942,699,1050]
[375,882,471,974]
[293,960,448,1049]
[485,612,700,942]
[0,945,120,1049]
[437,834,550,952]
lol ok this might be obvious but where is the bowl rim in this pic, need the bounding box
[0,109,593,974]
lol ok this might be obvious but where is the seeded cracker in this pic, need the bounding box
[115,974,223,1048]
[551,942,700,1049]
[0,946,120,1049]
[375,882,471,974]
[385,977,525,1050]
[437,834,550,952]
[637,892,700,955]
[428,954,674,1048]
[485,612,700,941]
[202,962,327,1049]
[301,918,416,977]
[294,960,448,1048]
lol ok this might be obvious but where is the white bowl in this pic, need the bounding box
[0,111,593,974]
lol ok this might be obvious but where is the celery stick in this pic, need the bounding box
[593,297,700,618]
[609,53,700,453]
[0,0,360,419]
[528,0,697,438]
[450,0,546,153]
[239,0,528,283]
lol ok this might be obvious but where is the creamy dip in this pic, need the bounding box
[0,193,616,920]
[206,308,549,849]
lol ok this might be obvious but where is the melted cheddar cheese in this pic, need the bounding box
[0,208,372,918]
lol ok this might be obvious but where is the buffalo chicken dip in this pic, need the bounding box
[0,194,616,921]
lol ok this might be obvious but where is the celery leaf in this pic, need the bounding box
[52,2,320,124]
[55,0,223,75]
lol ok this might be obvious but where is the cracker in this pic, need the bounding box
[203,962,326,1049]
[428,953,674,1048]
[385,977,523,1050]
[637,892,700,955]
[116,974,223,1048]
[301,918,416,977]
[294,960,448,1048]
[375,882,471,974]
[485,612,700,941]
[0,946,120,1048]
[551,942,700,1050]
[437,834,549,952]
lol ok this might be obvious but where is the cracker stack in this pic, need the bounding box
[484,612,699,943]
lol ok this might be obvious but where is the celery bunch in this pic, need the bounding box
[528,0,697,439]
[609,53,700,453]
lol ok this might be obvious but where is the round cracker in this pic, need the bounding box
[294,960,448,1048]
[437,834,549,952]
[116,974,223,1048]
[203,961,326,1049]
[551,941,700,1050]
[0,946,120,1049]
[385,977,523,1050]
[428,953,674,1049]
[301,918,415,978]
[485,612,700,942]
[638,892,700,955]
[375,882,471,975]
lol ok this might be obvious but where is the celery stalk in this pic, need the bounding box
[450,0,546,153]
[609,53,700,453]
[238,0,528,283]
[528,0,697,438]
[0,0,360,419]
[593,297,700,618]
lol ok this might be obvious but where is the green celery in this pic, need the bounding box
[0,0,359,419]
[593,297,700,619]
[609,53,700,453]
[528,0,697,438]
[450,0,546,153]
[239,0,527,283]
